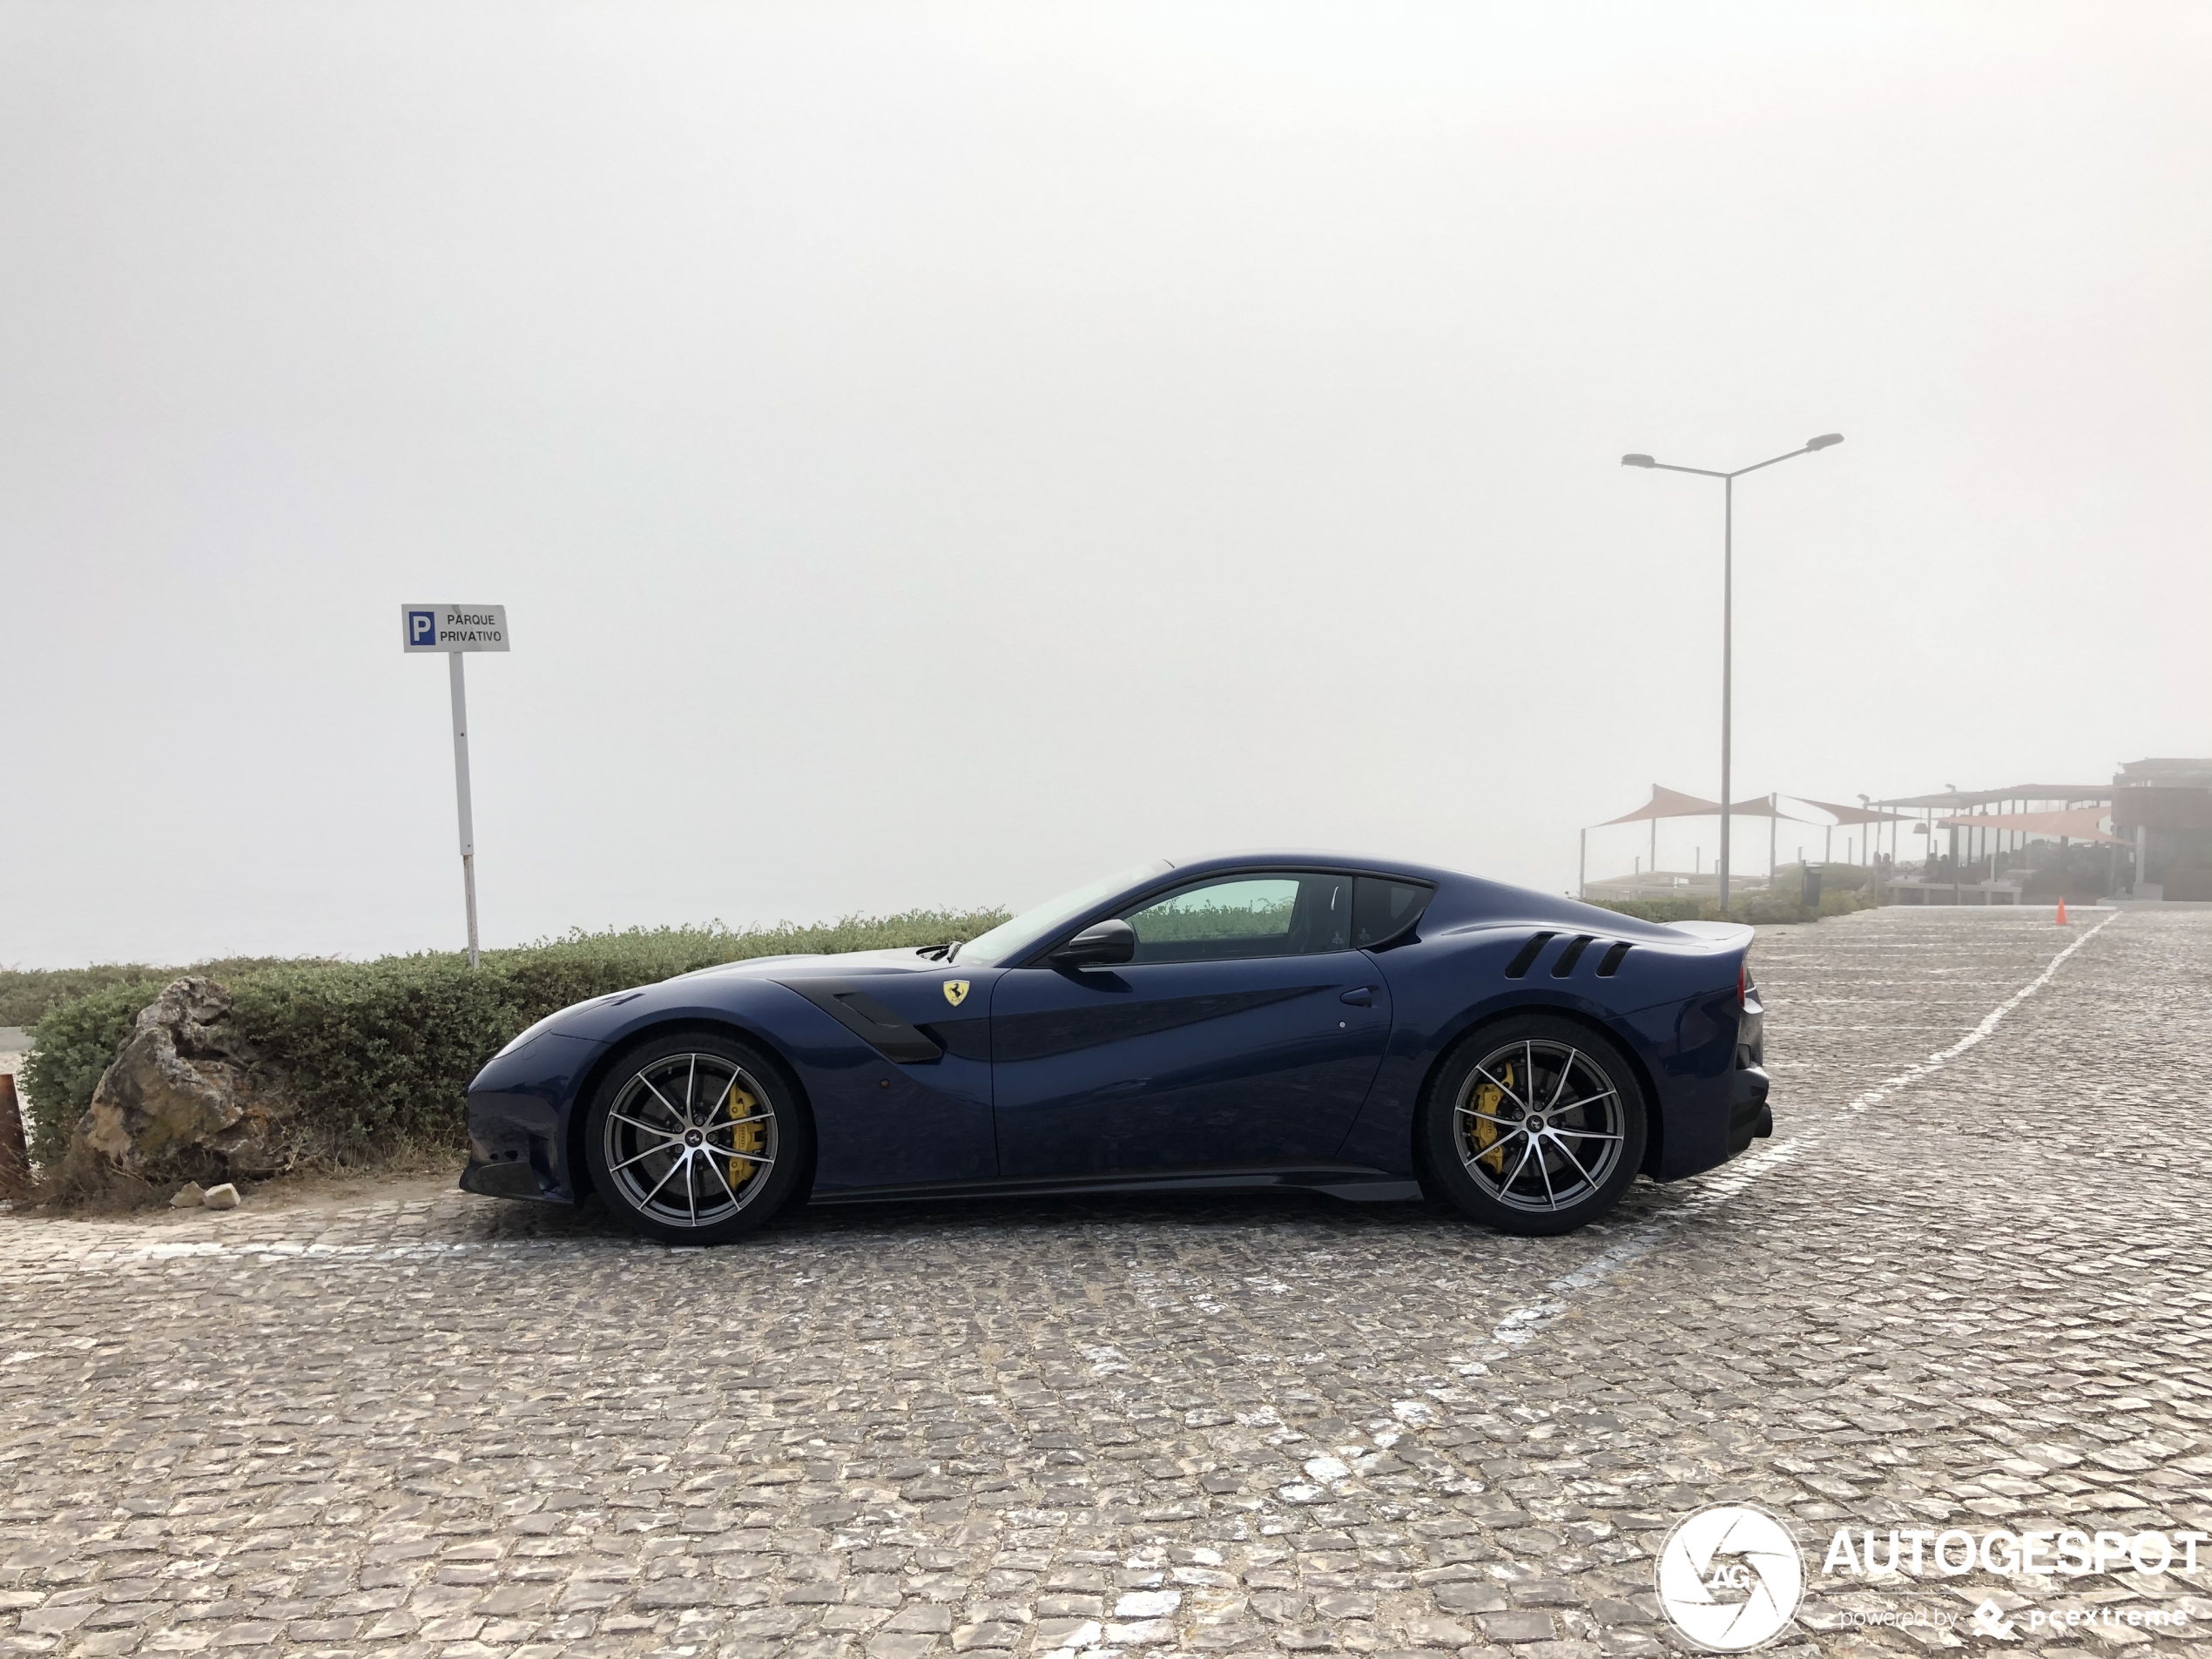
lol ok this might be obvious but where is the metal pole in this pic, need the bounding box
[449,651,481,970]
[1579,827,1588,899]
[1720,475,1733,914]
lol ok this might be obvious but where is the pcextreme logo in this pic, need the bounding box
[1655,1503,1806,1651]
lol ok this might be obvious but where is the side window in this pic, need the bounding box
[1123,873,1355,964]
[1352,877,1433,948]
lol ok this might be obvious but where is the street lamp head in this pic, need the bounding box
[1806,433,1844,451]
[1621,453,1656,469]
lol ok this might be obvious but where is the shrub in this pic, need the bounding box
[0,956,307,1028]
[1583,889,1880,927]
[1582,896,1706,924]
[20,980,171,1165]
[20,910,1006,1171]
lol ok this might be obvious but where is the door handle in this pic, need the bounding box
[1339,987,1374,1007]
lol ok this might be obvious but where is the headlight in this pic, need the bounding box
[494,1013,563,1059]
[494,988,642,1059]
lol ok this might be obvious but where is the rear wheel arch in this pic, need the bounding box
[565,1017,817,1204]
[1410,1003,1665,1191]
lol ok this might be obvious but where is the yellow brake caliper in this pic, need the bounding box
[1470,1063,1511,1172]
[724,1083,765,1188]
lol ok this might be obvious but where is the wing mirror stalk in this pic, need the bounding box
[1049,917,1136,970]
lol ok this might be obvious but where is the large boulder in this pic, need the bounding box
[67,978,298,1184]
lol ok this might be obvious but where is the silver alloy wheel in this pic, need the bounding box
[1453,1037,1627,1213]
[601,1052,779,1230]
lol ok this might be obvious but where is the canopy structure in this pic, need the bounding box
[1878,784,2111,811]
[1937,806,2122,846]
[1581,786,1826,899]
[1597,785,1804,826]
[1793,796,1908,826]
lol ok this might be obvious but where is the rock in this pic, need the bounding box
[201,1182,239,1210]
[64,977,299,1187]
[171,1183,206,1208]
[0,1073,30,1197]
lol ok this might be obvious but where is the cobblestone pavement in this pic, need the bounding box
[3,909,2209,1659]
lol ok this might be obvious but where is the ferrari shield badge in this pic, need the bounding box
[942,980,970,1008]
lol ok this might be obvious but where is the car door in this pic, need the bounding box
[990,870,1393,1178]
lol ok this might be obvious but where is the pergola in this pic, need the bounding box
[1875,784,2114,873]
[1793,797,1909,867]
[1582,785,1809,896]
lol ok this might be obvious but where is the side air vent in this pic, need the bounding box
[1596,941,1633,977]
[1550,934,1595,977]
[775,978,944,1063]
[1503,931,1557,979]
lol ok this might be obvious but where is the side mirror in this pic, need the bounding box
[1049,917,1136,969]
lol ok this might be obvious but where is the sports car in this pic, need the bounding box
[460,853,1770,1242]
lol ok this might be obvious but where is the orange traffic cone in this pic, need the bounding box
[2055,898,2069,926]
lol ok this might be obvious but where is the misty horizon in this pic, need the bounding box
[3,2,2207,968]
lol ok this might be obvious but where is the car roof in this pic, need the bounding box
[1159,850,1465,886]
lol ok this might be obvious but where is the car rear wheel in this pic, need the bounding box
[583,1032,810,1244]
[1421,1015,1648,1236]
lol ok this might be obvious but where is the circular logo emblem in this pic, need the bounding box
[1654,1503,1804,1651]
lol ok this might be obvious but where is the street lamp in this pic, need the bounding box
[1621,433,1844,914]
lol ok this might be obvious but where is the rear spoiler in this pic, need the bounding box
[1662,921,1757,951]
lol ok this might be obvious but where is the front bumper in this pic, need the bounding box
[459,1156,571,1203]
[456,1031,606,1204]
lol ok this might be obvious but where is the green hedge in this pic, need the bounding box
[0,957,308,1028]
[20,911,1005,1170]
[1585,887,1878,926]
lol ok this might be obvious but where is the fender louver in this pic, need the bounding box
[1503,931,1557,979]
[1551,934,1595,977]
[1596,941,1633,977]
[775,978,943,1063]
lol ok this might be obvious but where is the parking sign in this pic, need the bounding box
[401,600,511,970]
[400,604,510,651]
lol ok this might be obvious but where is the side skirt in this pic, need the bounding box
[808,1164,1423,1207]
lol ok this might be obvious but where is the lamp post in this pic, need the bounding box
[1622,433,1843,914]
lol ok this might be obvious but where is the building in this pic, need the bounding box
[2113,759,2212,901]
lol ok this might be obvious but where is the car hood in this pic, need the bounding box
[675,946,950,981]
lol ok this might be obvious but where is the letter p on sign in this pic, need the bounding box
[408,609,437,647]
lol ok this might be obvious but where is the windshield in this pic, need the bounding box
[954,859,1173,967]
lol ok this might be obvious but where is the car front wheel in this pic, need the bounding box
[583,1033,809,1244]
[1421,1015,1648,1236]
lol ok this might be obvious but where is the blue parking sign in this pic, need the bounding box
[401,603,509,652]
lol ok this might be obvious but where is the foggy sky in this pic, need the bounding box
[3,2,2209,968]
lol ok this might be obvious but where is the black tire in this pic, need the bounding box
[1420,1014,1649,1237]
[583,1030,811,1244]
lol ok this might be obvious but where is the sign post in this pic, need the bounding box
[401,604,510,968]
